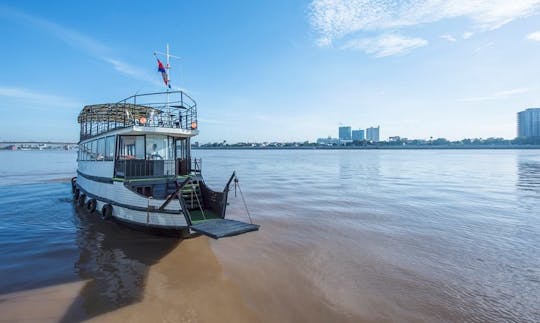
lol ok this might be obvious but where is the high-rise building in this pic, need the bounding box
[366,126,380,142]
[518,108,540,138]
[339,126,352,141]
[352,129,365,141]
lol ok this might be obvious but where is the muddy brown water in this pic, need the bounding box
[0,150,539,322]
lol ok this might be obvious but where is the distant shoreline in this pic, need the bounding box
[193,145,540,150]
[3,145,540,151]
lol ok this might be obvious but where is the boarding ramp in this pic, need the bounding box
[190,219,259,239]
[172,171,259,239]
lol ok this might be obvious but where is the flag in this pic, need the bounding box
[157,59,171,88]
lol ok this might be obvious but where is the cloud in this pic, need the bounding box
[103,58,154,82]
[462,31,474,39]
[473,41,495,54]
[440,34,457,42]
[459,87,529,102]
[342,34,428,57]
[0,86,80,108]
[0,5,162,87]
[309,0,540,50]
[526,30,540,41]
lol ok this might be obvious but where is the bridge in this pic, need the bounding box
[0,141,77,145]
[0,141,78,150]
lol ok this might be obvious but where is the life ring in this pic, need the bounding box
[78,194,86,207]
[101,204,113,220]
[86,199,97,213]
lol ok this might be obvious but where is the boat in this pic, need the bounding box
[71,46,258,238]
[72,90,258,238]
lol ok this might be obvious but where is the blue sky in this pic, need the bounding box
[1,0,540,142]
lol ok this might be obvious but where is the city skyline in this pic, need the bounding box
[1,2,540,142]
[337,125,379,142]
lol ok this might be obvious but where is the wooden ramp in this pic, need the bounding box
[190,219,260,239]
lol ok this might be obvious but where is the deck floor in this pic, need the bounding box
[189,209,221,222]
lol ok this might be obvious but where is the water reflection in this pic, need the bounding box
[338,150,381,181]
[517,160,540,193]
[60,206,180,322]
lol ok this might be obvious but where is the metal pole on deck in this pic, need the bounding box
[155,44,182,120]
[166,43,170,112]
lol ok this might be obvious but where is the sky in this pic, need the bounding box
[1,0,540,143]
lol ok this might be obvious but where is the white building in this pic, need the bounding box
[366,126,380,142]
[518,108,540,138]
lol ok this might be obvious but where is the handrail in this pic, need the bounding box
[192,158,202,173]
[159,177,191,211]
[119,90,197,107]
[191,181,205,220]
[223,171,236,193]
[158,177,206,221]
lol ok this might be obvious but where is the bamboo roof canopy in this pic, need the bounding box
[77,103,162,123]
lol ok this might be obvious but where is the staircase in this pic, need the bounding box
[181,179,222,222]
[156,177,221,222]
[181,180,203,211]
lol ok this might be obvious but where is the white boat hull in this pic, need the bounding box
[76,173,189,230]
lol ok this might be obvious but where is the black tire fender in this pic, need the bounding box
[78,194,86,207]
[86,199,97,213]
[71,177,77,193]
[101,204,113,220]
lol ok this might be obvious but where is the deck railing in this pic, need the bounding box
[115,160,176,179]
[115,158,202,179]
[79,91,197,141]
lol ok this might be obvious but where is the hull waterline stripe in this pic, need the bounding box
[112,216,191,236]
[77,170,114,184]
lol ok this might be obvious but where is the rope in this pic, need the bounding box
[236,180,253,224]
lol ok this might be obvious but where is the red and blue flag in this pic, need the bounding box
[157,59,171,88]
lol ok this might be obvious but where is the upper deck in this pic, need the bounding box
[78,91,197,142]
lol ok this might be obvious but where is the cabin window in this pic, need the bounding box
[105,136,115,161]
[80,144,85,160]
[78,142,95,161]
[176,138,190,159]
[118,136,145,160]
[90,140,97,160]
[146,135,173,160]
[96,138,106,161]
[83,143,90,160]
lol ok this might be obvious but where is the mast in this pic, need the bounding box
[166,43,171,90]
[166,43,170,110]
[155,44,181,111]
